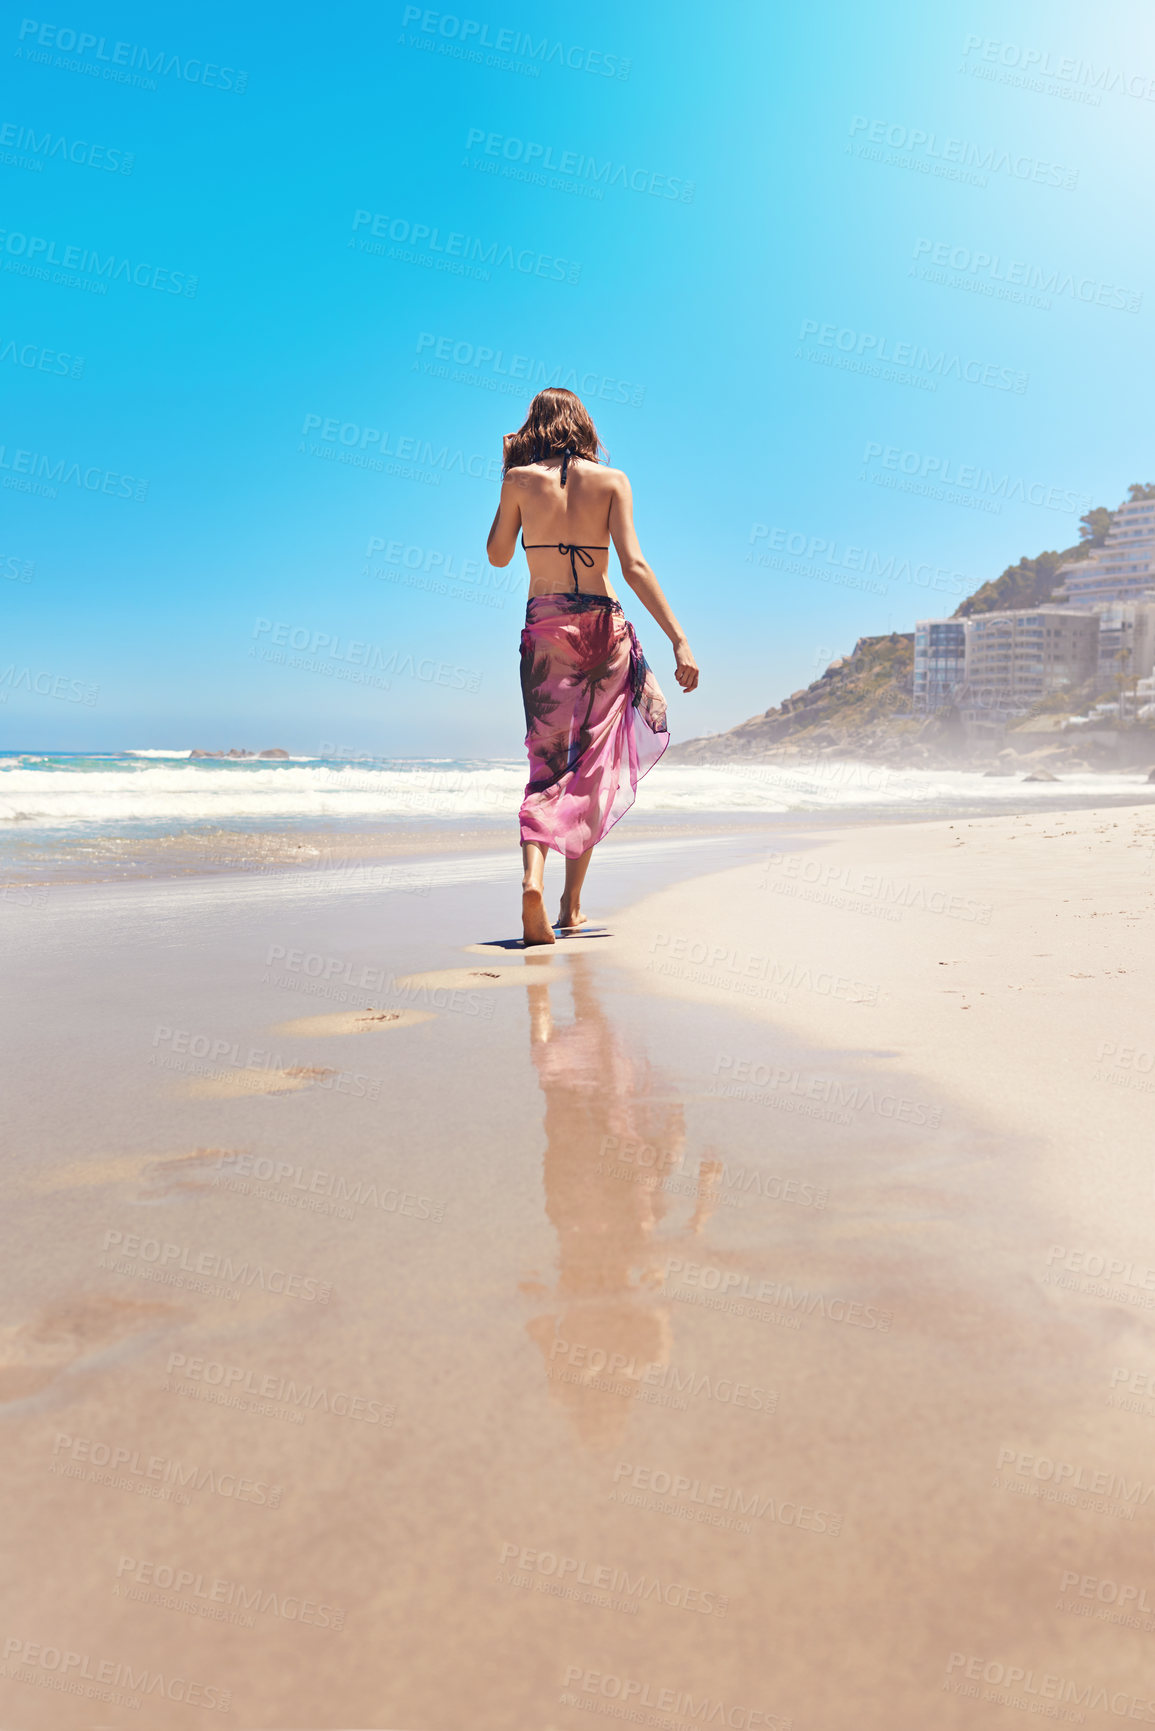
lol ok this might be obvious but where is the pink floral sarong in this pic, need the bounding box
[519,593,669,858]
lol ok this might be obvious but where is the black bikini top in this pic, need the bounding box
[521,447,609,590]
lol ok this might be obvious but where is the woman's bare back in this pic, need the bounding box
[508,457,621,597]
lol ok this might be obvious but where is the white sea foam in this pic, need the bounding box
[0,756,1150,827]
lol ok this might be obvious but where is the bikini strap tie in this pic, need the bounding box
[520,533,608,592]
[559,541,595,589]
[560,445,576,488]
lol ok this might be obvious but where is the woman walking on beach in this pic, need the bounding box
[487,388,699,946]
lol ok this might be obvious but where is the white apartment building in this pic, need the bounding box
[1053,495,1155,606]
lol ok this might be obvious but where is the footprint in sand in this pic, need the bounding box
[270,1008,434,1038]
[462,933,610,956]
[271,989,540,1035]
[0,1293,178,1403]
[12,1149,243,1202]
[178,1064,340,1099]
[137,1148,241,1198]
[390,965,564,995]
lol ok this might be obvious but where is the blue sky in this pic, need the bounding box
[4,0,1155,754]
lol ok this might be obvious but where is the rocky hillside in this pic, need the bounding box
[669,632,922,763]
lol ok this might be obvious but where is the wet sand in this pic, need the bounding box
[1,807,1153,1729]
[0,815,787,888]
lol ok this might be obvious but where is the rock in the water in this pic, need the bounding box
[1023,770,1059,782]
[189,749,223,758]
[259,748,290,758]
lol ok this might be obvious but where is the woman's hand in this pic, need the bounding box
[673,640,699,692]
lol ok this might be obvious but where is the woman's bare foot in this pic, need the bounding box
[522,887,556,946]
[556,903,588,932]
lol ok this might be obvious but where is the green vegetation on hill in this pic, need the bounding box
[951,503,1112,619]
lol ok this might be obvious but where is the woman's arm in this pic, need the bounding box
[486,439,522,566]
[609,473,699,692]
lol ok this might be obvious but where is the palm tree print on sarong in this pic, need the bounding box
[519,593,668,858]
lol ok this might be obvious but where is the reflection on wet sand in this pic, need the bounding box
[524,954,723,1448]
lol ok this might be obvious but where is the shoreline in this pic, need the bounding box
[3,783,1155,887]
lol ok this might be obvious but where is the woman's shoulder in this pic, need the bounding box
[584,460,628,488]
[503,457,627,490]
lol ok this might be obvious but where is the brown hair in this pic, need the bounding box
[503,387,605,478]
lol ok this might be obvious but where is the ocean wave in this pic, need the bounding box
[0,762,528,823]
[0,757,1149,826]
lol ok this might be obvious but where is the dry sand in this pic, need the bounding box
[1,807,1153,1730]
